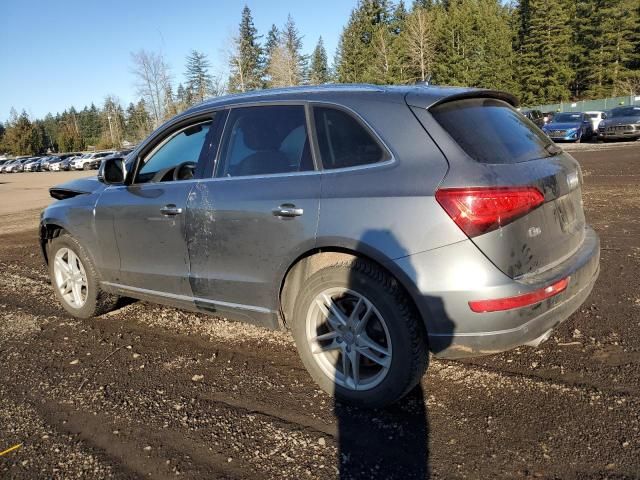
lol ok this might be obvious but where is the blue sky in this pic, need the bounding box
[0,0,357,122]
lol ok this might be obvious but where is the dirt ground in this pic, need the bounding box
[0,144,639,479]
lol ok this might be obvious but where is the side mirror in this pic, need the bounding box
[98,157,126,184]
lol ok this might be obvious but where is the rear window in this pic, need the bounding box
[431,98,554,164]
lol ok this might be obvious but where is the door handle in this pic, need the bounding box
[160,204,183,216]
[272,204,304,218]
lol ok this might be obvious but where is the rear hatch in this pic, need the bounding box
[408,93,586,279]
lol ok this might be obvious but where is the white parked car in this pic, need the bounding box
[71,152,114,170]
[585,111,607,132]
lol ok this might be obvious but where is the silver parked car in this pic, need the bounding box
[41,85,600,407]
[597,106,640,141]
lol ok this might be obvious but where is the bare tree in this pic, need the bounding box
[130,50,171,128]
[616,73,640,96]
[267,44,299,87]
[373,27,392,83]
[210,74,227,98]
[404,8,436,83]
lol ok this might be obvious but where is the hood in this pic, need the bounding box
[544,121,581,130]
[603,116,640,126]
[49,176,105,200]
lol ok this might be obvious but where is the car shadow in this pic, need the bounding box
[332,230,455,479]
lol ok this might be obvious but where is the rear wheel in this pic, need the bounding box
[290,260,428,408]
[49,233,119,318]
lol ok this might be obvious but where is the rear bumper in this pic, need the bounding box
[394,227,600,359]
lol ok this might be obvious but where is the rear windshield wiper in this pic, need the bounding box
[544,143,562,156]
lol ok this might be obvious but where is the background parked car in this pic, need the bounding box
[48,157,66,171]
[542,112,594,142]
[5,157,33,173]
[0,158,19,173]
[23,157,44,172]
[71,151,114,170]
[521,109,545,128]
[597,106,640,141]
[41,153,78,171]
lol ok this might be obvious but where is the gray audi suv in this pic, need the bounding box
[41,85,600,407]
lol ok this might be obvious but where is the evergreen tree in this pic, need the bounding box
[574,0,639,97]
[516,0,574,103]
[336,0,393,84]
[264,24,280,86]
[309,37,330,84]
[79,103,101,146]
[185,50,213,103]
[228,5,263,92]
[2,110,43,154]
[282,15,307,84]
[164,83,178,118]
[389,0,410,83]
[266,15,307,87]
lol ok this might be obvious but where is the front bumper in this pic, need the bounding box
[394,227,600,359]
[545,130,581,141]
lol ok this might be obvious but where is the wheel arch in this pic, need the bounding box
[278,245,428,334]
[39,221,67,265]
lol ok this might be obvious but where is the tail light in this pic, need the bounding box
[435,186,545,237]
[469,277,569,313]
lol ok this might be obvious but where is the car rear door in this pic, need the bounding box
[186,104,320,324]
[94,113,220,298]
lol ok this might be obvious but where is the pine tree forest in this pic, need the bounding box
[2,0,638,155]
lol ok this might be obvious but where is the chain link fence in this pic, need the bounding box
[526,95,640,113]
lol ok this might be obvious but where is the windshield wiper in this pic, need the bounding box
[545,143,562,156]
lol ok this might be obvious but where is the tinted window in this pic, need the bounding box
[217,105,312,177]
[137,121,211,183]
[553,113,582,122]
[431,98,555,164]
[314,107,387,169]
[610,107,640,118]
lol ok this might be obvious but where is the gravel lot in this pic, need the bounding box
[0,144,639,479]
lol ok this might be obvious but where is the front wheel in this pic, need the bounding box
[291,260,428,408]
[49,233,119,318]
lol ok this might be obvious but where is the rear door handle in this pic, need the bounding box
[160,204,183,216]
[272,204,304,218]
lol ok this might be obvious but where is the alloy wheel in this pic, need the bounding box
[306,287,392,391]
[53,247,88,308]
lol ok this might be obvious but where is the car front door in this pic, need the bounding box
[95,114,219,298]
[186,104,320,325]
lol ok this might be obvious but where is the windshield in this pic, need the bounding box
[610,107,640,118]
[553,113,582,122]
[587,113,598,119]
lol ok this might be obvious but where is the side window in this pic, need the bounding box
[136,120,212,183]
[216,105,313,178]
[313,107,387,170]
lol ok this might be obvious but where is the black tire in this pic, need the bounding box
[290,260,428,408]
[48,233,119,318]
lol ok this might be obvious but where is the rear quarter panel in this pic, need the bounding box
[316,98,464,260]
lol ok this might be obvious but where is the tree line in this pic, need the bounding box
[2,0,638,155]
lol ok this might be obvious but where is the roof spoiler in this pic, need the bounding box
[406,89,519,110]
